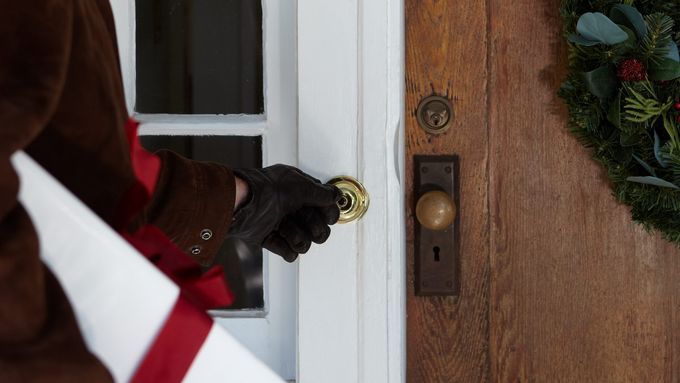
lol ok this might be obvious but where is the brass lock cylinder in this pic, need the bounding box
[327,176,370,224]
[416,95,453,135]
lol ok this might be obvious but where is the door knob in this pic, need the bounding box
[327,176,369,224]
[416,190,456,231]
[414,155,459,296]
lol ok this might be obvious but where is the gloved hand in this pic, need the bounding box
[229,165,342,262]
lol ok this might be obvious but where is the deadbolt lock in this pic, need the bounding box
[328,176,370,224]
[416,95,453,135]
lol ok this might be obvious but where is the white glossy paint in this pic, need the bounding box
[297,0,359,380]
[136,114,267,137]
[297,0,405,381]
[184,325,284,383]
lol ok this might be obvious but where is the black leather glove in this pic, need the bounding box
[229,165,342,262]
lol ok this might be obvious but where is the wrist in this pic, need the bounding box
[234,175,250,210]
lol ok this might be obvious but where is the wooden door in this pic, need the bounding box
[406,1,680,382]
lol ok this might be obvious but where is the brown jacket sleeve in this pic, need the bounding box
[141,150,237,266]
[0,2,111,382]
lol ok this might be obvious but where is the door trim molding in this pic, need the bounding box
[297,0,405,381]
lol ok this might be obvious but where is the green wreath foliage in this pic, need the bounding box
[559,0,680,243]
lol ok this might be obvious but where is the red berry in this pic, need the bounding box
[675,102,680,110]
[617,58,647,82]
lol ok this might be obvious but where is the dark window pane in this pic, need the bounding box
[136,1,264,115]
[140,136,264,310]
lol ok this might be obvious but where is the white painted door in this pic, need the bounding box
[111,0,297,379]
[112,0,405,381]
[296,1,405,382]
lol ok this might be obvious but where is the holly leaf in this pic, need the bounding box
[609,5,647,40]
[649,58,680,81]
[626,176,680,190]
[612,145,633,164]
[607,91,621,128]
[583,65,618,100]
[618,25,638,57]
[620,131,642,147]
[575,12,629,45]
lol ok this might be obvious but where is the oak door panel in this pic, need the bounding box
[405,0,490,382]
[406,0,680,382]
[487,1,680,382]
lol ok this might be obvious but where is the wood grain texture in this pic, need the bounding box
[405,1,490,382]
[487,1,680,382]
[407,0,680,382]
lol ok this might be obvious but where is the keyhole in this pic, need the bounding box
[433,246,440,262]
[338,195,350,211]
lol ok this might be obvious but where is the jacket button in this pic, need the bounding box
[190,245,202,255]
[200,229,213,241]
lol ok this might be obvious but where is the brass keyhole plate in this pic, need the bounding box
[416,95,453,135]
[328,176,370,224]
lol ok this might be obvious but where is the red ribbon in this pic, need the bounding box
[130,297,213,383]
[119,118,234,310]
[118,118,234,381]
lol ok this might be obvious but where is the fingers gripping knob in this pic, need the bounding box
[327,176,370,224]
[416,190,456,231]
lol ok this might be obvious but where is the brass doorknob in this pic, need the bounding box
[327,176,369,224]
[416,190,456,231]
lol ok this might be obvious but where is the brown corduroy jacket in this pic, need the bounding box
[0,1,237,381]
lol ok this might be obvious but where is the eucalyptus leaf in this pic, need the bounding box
[667,42,680,62]
[632,154,657,176]
[583,65,618,100]
[620,131,642,147]
[576,12,629,45]
[609,5,647,40]
[654,131,669,168]
[568,34,602,46]
[649,58,680,81]
[626,176,680,190]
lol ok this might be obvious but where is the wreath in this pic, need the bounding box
[559,1,680,243]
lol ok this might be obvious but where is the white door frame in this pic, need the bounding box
[297,0,405,381]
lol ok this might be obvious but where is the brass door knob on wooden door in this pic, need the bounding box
[415,190,456,231]
[414,155,459,296]
[327,176,369,224]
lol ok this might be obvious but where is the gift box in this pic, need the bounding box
[13,152,283,383]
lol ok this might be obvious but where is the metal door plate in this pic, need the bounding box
[414,155,460,296]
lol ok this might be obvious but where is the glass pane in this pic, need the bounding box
[140,136,264,310]
[136,1,264,115]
